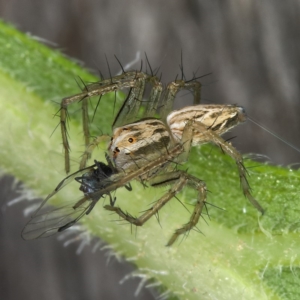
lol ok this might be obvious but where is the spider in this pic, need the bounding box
[22,70,264,245]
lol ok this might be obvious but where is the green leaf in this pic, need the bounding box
[1,20,300,300]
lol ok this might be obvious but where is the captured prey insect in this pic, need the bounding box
[22,69,264,245]
[22,159,117,239]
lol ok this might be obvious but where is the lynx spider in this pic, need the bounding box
[22,67,264,246]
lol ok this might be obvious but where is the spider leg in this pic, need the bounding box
[149,170,207,246]
[160,79,201,119]
[105,152,115,169]
[192,121,264,214]
[143,77,163,118]
[90,141,184,200]
[61,72,162,173]
[112,77,145,128]
[112,73,163,127]
[82,97,90,151]
[79,135,110,169]
[104,170,206,246]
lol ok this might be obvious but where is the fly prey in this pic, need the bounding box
[22,160,116,239]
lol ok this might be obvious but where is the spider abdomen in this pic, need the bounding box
[167,104,246,145]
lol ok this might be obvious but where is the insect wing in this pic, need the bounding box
[22,166,96,240]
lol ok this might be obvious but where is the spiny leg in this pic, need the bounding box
[79,135,111,170]
[193,121,264,214]
[112,74,163,127]
[111,76,146,128]
[143,77,163,118]
[103,171,187,229]
[104,170,207,246]
[61,72,163,173]
[82,97,90,153]
[149,170,207,246]
[142,53,163,117]
[60,72,140,173]
[60,104,71,173]
[160,79,201,119]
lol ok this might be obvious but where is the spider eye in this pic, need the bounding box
[110,137,113,141]
[128,138,134,143]
[115,147,120,152]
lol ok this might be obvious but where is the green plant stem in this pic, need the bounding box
[1,20,300,300]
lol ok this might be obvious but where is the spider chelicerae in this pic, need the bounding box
[22,66,264,246]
